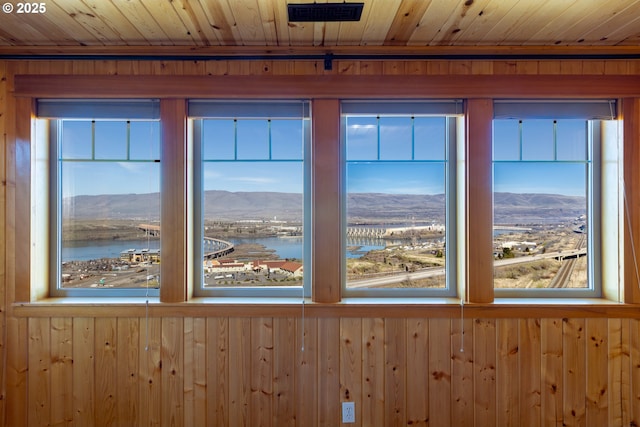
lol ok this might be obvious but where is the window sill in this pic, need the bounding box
[11,296,640,319]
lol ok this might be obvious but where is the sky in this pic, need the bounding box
[492,119,587,197]
[493,163,586,197]
[203,162,303,193]
[346,116,447,195]
[201,118,303,193]
[60,116,590,198]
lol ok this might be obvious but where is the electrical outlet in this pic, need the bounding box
[342,401,355,423]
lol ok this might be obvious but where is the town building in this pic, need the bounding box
[119,248,161,263]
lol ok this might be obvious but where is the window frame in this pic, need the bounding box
[11,74,640,308]
[32,100,162,298]
[340,100,462,298]
[190,100,312,298]
[492,119,606,298]
[48,118,163,297]
[491,100,619,299]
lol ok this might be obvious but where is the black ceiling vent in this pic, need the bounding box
[287,3,364,22]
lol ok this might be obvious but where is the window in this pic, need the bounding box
[37,100,161,297]
[341,101,462,296]
[492,100,619,297]
[191,101,310,296]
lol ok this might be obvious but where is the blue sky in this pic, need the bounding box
[493,163,586,197]
[62,162,160,197]
[347,163,445,195]
[345,116,447,195]
[493,119,587,197]
[61,117,589,198]
[203,162,303,193]
[201,118,304,193]
[61,120,160,196]
[346,116,446,161]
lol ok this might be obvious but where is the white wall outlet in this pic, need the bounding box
[342,401,355,423]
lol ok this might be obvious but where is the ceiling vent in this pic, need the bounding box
[287,3,364,22]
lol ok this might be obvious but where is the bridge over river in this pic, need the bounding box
[138,224,234,259]
[203,237,234,259]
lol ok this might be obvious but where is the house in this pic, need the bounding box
[120,248,161,263]
[2,2,640,426]
[254,260,304,278]
[280,261,303,277]
[206,261,247,275]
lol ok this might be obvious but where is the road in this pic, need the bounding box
[347,248,586,288]
[549,234,587,288]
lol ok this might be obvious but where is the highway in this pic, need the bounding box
[347,247,586,289]
[549,234,587,288]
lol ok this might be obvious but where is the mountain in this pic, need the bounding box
[203,191,302,220]
[493,192,585,224]
[494,192,584,208]
[63,191,585,224]
[63,193,161,220]
[347,193,446,222]
[63,191,303,221]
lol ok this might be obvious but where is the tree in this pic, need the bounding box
[502,247,515,259]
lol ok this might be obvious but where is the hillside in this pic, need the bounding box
[493,192,585,224]
[63,191,585,224]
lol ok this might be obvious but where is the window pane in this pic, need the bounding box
[522,119,554,160]
[493,120,520,161]
[203,120,235,160]
[237,119,269,159]
[493,119,590,290]
[271,120,304,160]
[557,120,587,161]
[61,121,92,159]
[414,117,446,160]
[346,116,378,160]
[58,120,160,290]
[379,117,412,160]
[130,121,160,160]
[95,121,128,160]
[345,112,450,291]
[199,111,307,291]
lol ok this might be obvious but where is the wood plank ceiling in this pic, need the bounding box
[0,0,639,53]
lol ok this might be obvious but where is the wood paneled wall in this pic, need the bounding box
[11,316,640,427]
[3,57,640,427]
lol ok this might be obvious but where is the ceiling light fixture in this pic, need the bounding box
[287,2,364,22]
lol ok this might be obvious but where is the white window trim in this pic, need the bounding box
[493,118,620,298]
[44,118,162,297]
[191,101,312,298]
[18,88,628,304]
[340,101,463,298]
[37,98,162,297]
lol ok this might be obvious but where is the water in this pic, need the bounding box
[61,236,391,262]
[233,236,304,259]
[62,239,160,262]
[234,236,409,259]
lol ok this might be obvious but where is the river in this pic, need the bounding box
[62,236,396,262]
[62,239,160,262]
